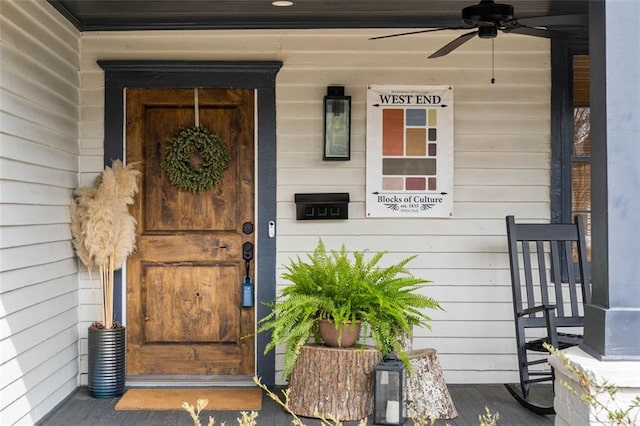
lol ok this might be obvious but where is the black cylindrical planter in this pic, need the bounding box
[88,326,126,398]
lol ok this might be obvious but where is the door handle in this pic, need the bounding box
[242,242,254,307]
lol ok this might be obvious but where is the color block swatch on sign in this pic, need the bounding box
[381,108,439,191]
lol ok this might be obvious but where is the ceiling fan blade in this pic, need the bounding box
[505,25,574,40]
[505,25,553,38]
[369,26,469,41]
[428,30,478,59]
[514,14,587,27]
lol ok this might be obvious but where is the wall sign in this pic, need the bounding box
[366,85,454,218]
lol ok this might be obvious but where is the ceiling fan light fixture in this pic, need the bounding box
[478,25,498,39]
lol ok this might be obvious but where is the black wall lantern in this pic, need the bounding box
[323,85,351,160]
[374,353,406,425]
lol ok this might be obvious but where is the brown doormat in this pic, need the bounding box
[115,388,262,411]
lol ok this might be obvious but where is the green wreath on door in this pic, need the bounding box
[161,126,230,193]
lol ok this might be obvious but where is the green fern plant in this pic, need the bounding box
[256,239,442,379]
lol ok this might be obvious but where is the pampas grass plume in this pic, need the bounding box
[69,160,140,328]
[69,189,94,270]
[113,160,141,205]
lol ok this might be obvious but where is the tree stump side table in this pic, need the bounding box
[287,344,381,421]
[405,348,458,420]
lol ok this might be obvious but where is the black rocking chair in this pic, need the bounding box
[504,215,591,415]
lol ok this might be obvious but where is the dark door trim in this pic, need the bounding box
[98,60,282,385]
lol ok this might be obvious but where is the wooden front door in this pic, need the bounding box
[125,88,255,377]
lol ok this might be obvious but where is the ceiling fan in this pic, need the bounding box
[370,0,587,59]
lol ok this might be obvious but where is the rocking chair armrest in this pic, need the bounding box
[518,304,560,349]
[518,304,557,317]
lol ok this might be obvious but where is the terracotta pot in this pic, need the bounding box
[318,319,361,347]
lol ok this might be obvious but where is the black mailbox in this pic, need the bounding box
[294,193,349,220]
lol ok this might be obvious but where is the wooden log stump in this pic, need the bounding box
[287,344,381,421]
[405,348,458,420]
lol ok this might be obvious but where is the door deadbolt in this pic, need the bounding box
[243,242,254,261]
[242,222,254,234]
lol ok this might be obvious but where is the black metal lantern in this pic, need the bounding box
[323,85,351,161]
[374,353,406,425]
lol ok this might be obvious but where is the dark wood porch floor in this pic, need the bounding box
[39,385,554,426]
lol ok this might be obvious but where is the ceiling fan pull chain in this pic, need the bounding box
[491,38,496,84]
[194,88,200,127]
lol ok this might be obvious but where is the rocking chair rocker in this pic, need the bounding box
[504,215,591,415]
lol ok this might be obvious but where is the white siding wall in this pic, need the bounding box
[0,1,80,424]
[80,29,551,385]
